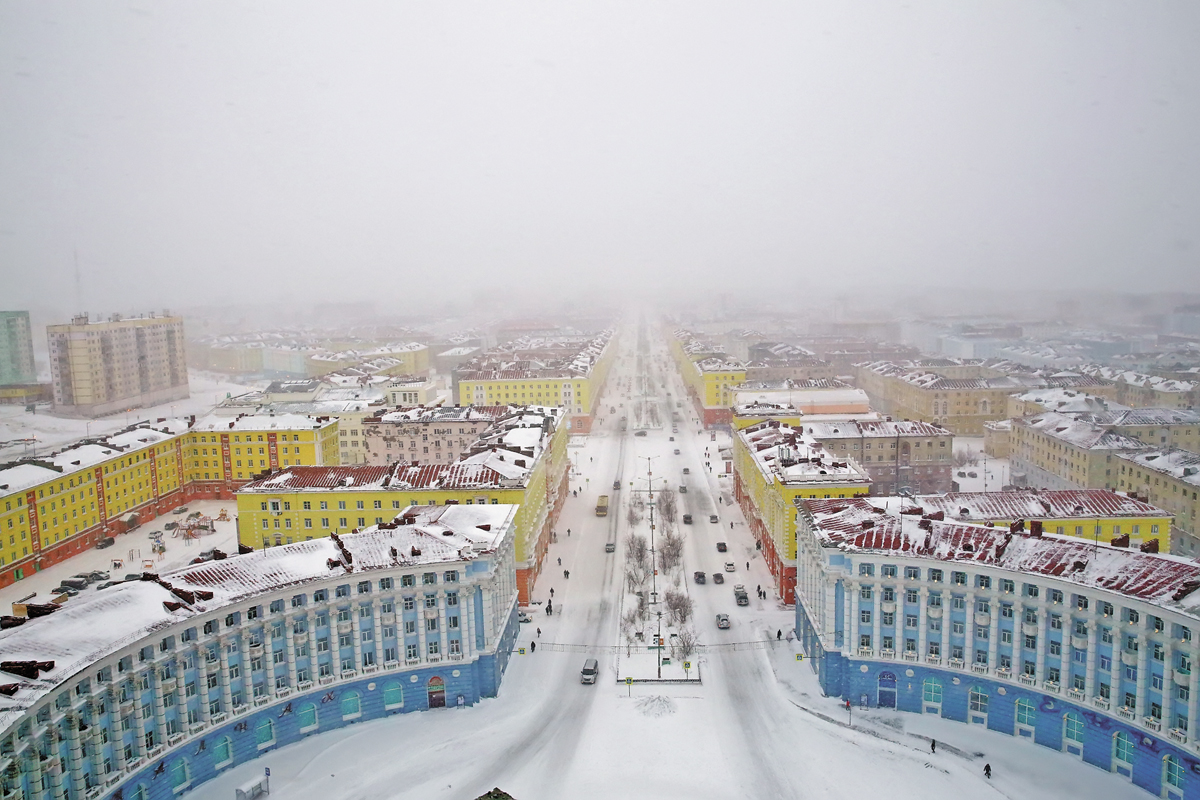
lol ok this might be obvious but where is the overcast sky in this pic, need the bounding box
[1,1,1198,313]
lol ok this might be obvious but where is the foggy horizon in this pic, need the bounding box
[3,2,1200,311]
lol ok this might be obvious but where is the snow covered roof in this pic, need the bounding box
[1012,388,1123,414]
[1014,412,1151,452]
[738,421,871,488]
[799,419,952,440]
[190,413,336,433]
[370,405,509,425]
[0,504,517,731]
[802,497,1200,613]
[897,489,1168,521]
[1091,408,1200,427]
[1121,449,1200,489]
[0,419,190,501]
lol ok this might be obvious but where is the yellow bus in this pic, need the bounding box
[596,495,609,517]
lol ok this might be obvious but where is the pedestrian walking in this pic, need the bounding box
[983,764,991,779]
[564,570,570,579]
[550,587,555,597]
[757,584,761,595]
[557,557,562,566]
[537,627,541,638]
[531,640,536,653]
[567,528,571,537]
[731,522,734,530]
[777,629,782,641]
[746,561,750,570]
[930,739,936,753]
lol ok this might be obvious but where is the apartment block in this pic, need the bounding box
[1010,412,1150,492]
[800,419,954,495]
[1115,449,1200,555]
[361,405,510,465]
[0,310,36,385]
[48,313,189,417]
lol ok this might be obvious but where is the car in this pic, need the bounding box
[682,467,690,475]
[199,549,217,560]
[716,542,727,552]
[96,581,123,590]
[679,485,687,493]
[95,536,116,550]
[734,584,750,605]
[724,562,735,572]
[672,427,679,434]
[709,514,719,524]
[605,542,616,553]
[54,585,80,597]
[716,614,730,629]
[518,611,532,623]
[70,574,95,585]
[968,471,978,478]
[712,573,724,584]
[164,521,178,530]
[693,571,706,584]
[634,430,647,437]
[674,449,681,455]
[125,574,143,582]
[683,514,693,524]
[88,571,110,582]
[957,470,966,477]
[669,436,675,442]
[173,507,188,515]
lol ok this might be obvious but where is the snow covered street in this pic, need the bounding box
[182,338,1144,800]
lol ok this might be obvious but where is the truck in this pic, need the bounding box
[596,495,609,517]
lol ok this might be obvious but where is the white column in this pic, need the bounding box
[1135,631,1149,719]
[351,609,363,672]
[965,591,977,665]
[197,648,212,724]
[1034,605,1048,683]
[872,584,882,655]
[218,637,234,711]
[848,581,860,655]
[988,594,1001,671]
[285,616,298,687]
[917,588,929,660]
[239,633,253,703]
[307,610,319,681]
[1187,648,1199,741]
[372,598,384,664]
[1085,620,1098,699]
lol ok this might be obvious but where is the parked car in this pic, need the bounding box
[683,514,693,524]
[54,585,80,597]
[724,562,735,572]
[672,427,679,434]
[124,574,143,582]
[173,507,188,515]
[88,571,110,582]
[734,585,750,606]
[709,514,719,523]
[712,573,724,584]
[693,571,706,584]
[613,480,621,491]
[69,574,94,586]
[634,430,647,437]
[968,471,978,478]
[679,485,687,493]
[682,468,690,475]
[96,581,123,590]
[716,542,727,552]
[518,611,532,623]
[95,537,116,550]
[605,542,615,553]
[716,614,731,630]
[669,436,675,442]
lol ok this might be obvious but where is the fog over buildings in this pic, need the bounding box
[5,7,1200,800]
[2,2,1199,317]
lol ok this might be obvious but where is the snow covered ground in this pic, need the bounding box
[952,436,1011,492]
[0,371,261,461]
[0,499,240,610]
[175,340,1144,800]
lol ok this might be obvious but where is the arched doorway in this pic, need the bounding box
[427,676,446,708]
[877,671,897,708]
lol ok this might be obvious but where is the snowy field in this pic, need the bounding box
[0,371,261,461]
[180,343,1140,800]
[952,436,1011,493]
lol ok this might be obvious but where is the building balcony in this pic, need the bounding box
[1092,697,1110,711]
[253,695,270,708]
[971,663,988,674]
[974,612,991,626]
[427,655,441,664]
[248,644,264,657]
[159,677,177,692]
[125,758,144,774]
[318,675,337,687]
[1172,667,1191,684]
[340,669,357,680]
[926,654,942,666]
[1018,673,1037,686]
[948,658,965,670]
[881,601,897,614]
[336,621,352,635]
[209,712,227,725]
[274,687,292,699]
[858,647,874,658]
[362,664,380,675]
[296,681,313,692]
[405,658,421,666]
[1121,650,1138,667]
[1143,717,1163,732]
[1067,688,1085,701]
[188,723,207,736]
[996,667,1012,679]
[1071,635,1088,650]
[1118,706,1136,721]
[383,661,400,671]
[232,704,250,716]
[880,649,895,660]
[167,734,185,748]
[927,606,943,619]
[449,652,464,661]
[1170,728,1189,744]
[1042,680,1061,694]
[902,651,919,662]
[1021,621,1039,636]
[381,612,396,625]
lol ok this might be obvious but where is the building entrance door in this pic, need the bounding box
[877,671,897,708]
[427,676,446,708]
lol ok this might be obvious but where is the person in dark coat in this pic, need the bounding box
[930,739,936,753]
[984,763,991,779]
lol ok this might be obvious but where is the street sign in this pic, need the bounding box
[625,677,633,685]
[683,661,691,670]
[518,648,526,655]
[795,654,805,662]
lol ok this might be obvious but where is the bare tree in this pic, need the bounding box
[953,447,980,468]
[658,528,685,573]
[656,489,677,525]
[621,608,642,655]
[671,626,698,662]
[664,588,693,627]
[625,533,648,571]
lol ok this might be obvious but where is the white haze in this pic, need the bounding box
[1,1,1198,313]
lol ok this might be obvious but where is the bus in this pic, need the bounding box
[596,495,609,517]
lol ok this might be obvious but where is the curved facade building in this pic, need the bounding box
[795,497,1200,800]
[0,504,520,800]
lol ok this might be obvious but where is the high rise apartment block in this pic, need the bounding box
[47,313,189,417]
[0,310,36,385]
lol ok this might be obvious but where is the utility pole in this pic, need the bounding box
[638,455,662,678]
